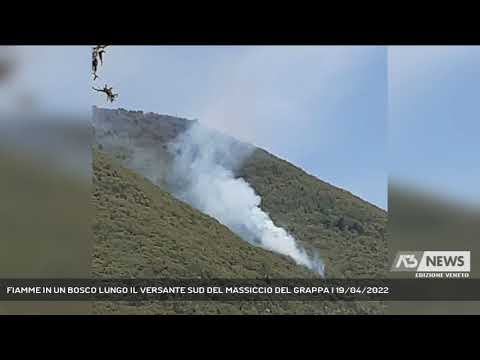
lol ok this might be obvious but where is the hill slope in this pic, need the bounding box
[92,150,316,280]
[239,149,387,278]
[92,150,384,314]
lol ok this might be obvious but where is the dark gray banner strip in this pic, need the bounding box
[0,279,477,301]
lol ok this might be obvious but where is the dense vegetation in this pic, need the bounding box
[92,150,384,314]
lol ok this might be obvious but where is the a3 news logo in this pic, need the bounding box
[391,251,470,278]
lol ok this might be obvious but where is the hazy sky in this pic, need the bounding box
[1,46,387,209]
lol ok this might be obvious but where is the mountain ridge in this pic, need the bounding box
[92,107,387,280]
[94,105,385,212]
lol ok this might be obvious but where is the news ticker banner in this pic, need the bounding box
[1,279,479,301]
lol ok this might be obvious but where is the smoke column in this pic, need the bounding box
[167,122,324,276]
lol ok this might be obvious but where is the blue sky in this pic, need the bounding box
[389,46,480,208]
[1,46,388,209]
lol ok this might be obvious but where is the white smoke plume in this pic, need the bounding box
[167,122,325,276]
